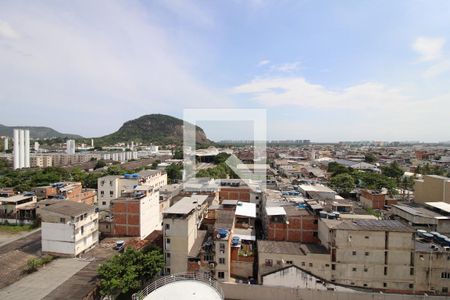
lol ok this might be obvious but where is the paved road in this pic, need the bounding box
[0,229,42,289]
[0,258,90,300]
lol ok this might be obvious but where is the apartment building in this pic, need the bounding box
[30,155,53,168]
[163,194,210,274]
[319,219,416,292]
[415,175,450,204]
[40,201,99,257]
[97,170,167,210]
[110,186,160,239]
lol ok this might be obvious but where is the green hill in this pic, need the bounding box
[95,114,212,146]
[0,124,82,139]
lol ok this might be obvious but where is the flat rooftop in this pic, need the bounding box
[235,202,256,218]
[257,240,305,256]
[0,194,34,203]
[425,202,450,215]
[164,195,208,215]
[322,219,414,233]
[40,201,93,217]
[142,280,222,300]
[393,204,446,219]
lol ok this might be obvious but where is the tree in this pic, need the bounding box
[327,162,352,177]
[166,164,182,183]
[381,161,404,180]
[364,153,377,163]
[330,173,356,197]
[150,160,161,170]
[98,247,164,297]
[173,149,183,159]
[94,160,107,170]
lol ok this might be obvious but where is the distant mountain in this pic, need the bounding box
[95,114,212,146]
[0,124,83,139]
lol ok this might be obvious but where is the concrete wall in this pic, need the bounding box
[220,282,449,300]
[415,176,450,204]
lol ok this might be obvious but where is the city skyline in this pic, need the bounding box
[1,1,450,142]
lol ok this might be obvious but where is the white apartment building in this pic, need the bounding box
[97,170,167,210]
[40,201,99,257]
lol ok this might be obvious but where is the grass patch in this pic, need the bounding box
[0,224,34,233]
[24,255,54,274]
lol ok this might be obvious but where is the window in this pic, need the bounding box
[309,263,313,267]
[441,272,450,279]
[110,191,113,196]
[410,268,414,275]
[218,272,225,279]
[384,267,388,275]
[265,259,273,267]
[286,260,293,264]
[364,268,368,272]
[383,283,387,287]
[165,224,170,230]
[81,226,84,235]
[166,253,171,258]
[409,284,414,289]
[352,251,356,256]
[313,232,318,237]
[219,243,225,251]
[365,236,369,239]
[102,201,106,205]
[365,252,369,256]
[219,258,226,264]
[166,268,171,274]
[331,264,336,270]
[80,214,84,221]
[313,220,318,224]
[352,268,357,272]
[60,218,65,223]
[363,284,368,287]
[301,262,305,267]
[443,287,448,293]
[166,238,171,244]
[100,191,104,196]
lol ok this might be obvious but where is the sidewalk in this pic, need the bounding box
[0,258,90,300]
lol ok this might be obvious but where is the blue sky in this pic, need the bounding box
[1,0,450,142]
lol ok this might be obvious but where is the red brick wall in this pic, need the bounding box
[111,200,141,237]
[219,188,250,202]
[267,214,319,243]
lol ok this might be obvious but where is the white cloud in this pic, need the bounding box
[232,76,450,142]
[257,59,270,66]
[232,77,408,109]
[423,60,450,78]
[413,36,445,61]
[271,61,301,73]
[0,20,19,39]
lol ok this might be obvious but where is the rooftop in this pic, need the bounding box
[214,210,235,230]
[322,219,414,233]
[393,204,446,219]
[257,240,305,255]
[0,194,35,203]
[164,195,208,215]
[235,202,256,218]
[39,200,93,217]
[425,202,450,215]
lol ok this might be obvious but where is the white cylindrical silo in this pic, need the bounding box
[19,129,25,168]
[13,129,20,169]
[24,130,30,168]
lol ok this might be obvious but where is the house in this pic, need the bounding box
[0,193,37,224]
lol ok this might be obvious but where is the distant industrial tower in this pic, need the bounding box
[66,139,76,154]
[3,137,8,151]
[34,141,40,151]
[13,129,30,169]
[91,138,94,148]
